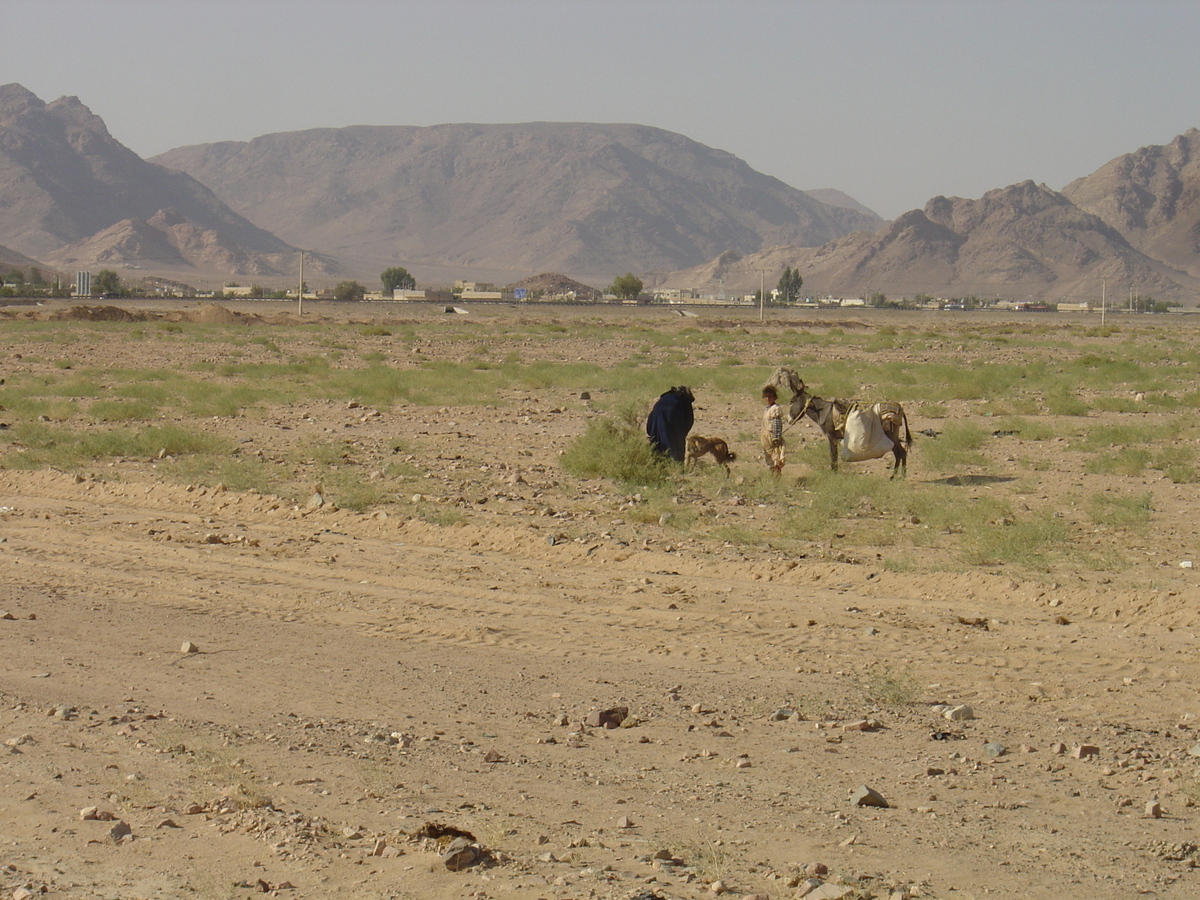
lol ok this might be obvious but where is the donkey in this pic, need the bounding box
[772,368,913,478]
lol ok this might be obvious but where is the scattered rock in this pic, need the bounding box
[1072,744,1100,759]
[585,706,629,729]
[944,705,974,721]
[180,641,200,654]
[983,741,1007,758]
[851,784,889,808]
[441,837,481,871]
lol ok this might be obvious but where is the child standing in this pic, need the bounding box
[761,385,785,476]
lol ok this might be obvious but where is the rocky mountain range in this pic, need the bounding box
[2,80,1199,303]
[655,132,1200,304]
[1062,128,1200,280]
[659,178,1200,303]
[150,122,880,286]
[0,83,336,280]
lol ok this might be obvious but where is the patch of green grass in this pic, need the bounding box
[1044,387,1090,417]
[1085,448,1150,477]
[959,512,1068,568]
[1,422,231,470]
[920,422,988,471]
[88,399,160,422]
[249,336,280,352]
[163,455,284,497]
[1088,491,1153,529]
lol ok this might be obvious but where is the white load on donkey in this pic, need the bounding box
[772,367,913,478]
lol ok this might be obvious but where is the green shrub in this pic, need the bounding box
[560,416,676,486]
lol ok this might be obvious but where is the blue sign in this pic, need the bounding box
[514,288,527,300]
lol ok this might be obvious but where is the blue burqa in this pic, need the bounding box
[646,386,694,462]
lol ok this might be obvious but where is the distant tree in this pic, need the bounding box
[93,269,122,297]
[29,267,45,286]
[608,273,643,303]
[381,266,416,294]
[333,280,367,302]
[776,266,803,303]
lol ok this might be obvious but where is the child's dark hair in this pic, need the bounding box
[762,385,777,400]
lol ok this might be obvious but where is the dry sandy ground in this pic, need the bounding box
[3,302,1200,900]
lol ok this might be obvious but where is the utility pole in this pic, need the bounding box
[1101,277,1106,326]
[760,271,765,322]
[298,250,304,317]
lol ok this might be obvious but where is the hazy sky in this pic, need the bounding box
[5,0,1198,219]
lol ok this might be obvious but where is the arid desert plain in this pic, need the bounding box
[4,300,1200,900]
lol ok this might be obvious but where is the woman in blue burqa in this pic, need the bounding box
[645,385,694,462]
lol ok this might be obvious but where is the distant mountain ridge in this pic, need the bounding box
[3,81,1200,303]
[656,179,1200,302]
[0,83,335,278]
[151,123,882,285]
[1063,128,1200,279]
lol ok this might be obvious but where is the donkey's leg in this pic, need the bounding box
[890,441,907,479]
[828,434,839,471]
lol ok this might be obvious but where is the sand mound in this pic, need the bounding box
[177,303,262,325]
[47,304,149,322]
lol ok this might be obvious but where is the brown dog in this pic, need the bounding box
[685,435,737,473]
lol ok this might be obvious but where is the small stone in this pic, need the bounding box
[483,749,504,763]
[585,707,628,729]
[617,815,635,829]
[109,820,132,842]
[1146,801,1163,818]
[851,784,889,808]
[441,837,479,871]
[805,862,828,876]
[944,704,974,721]
[709,879,727,894]
[180,641,199,654]
[983,741,1007,758]
[1072,744,1100,759]
[805,884,853,900]
[1050,742,1067,755]
[156,818,180,829]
